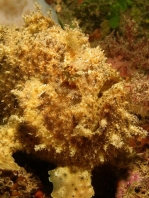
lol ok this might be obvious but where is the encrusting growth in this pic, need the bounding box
[0,5,147,197]
[49,167,94,198]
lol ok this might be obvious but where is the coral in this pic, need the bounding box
[116,169,142,198]
[0,116,41,197]
[0,5,148,198]
[0,168,39,198]
[116,147,149,198]
[53,0,149,43]
[100,18,149,118]
[49,166,94,198]
[101,18,149,78]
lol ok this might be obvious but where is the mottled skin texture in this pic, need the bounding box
[0,7,147,197]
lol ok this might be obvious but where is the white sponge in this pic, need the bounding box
[0,0,35,26]
[49,167,94,198]
[36,0,59,24]
[0,0,59,26]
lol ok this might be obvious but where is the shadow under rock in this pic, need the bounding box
[13,151,56,197]
[92,164,128,198]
